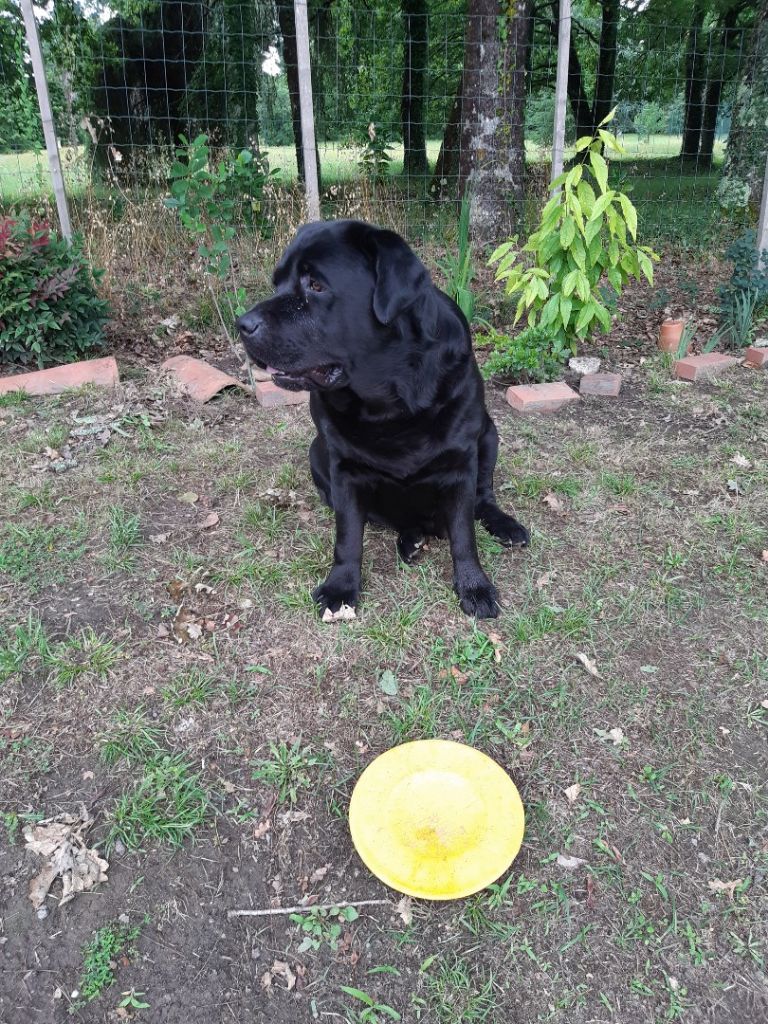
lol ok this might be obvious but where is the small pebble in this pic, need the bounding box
[113,839,126,856]
[36,908,48,920]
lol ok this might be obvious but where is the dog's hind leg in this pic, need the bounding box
[475,415,529,548]
[397,529,427,565]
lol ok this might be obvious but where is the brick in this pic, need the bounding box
[506,382,580,414]
[0,356,119,396]
[162,355,245,402]
[254,380,309,407]
[674,353,740,381]
[744,346,768,368]
[579,372,622,396]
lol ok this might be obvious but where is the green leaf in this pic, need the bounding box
[598,129,625,155]
[560,216,576,249]
[618,193,638,240]
[559,294,572,328]
[590,192,613,221]
[589,151,609,194]
[575,272,592,302]
[584,217,601,246]
[587,232,602,267]
[562,270,579,297]
[378,670,398,696]
[607,266,623,292]
[598,107,617,127]
[637,250,655,284]
[576,180,596,214]
[594,302,613,332]
[540,292,560,326]
[574,135,592,153]
[565,164,583,189]
[488,240,515,265]
[570,235,586,270]
[575,302,595,335]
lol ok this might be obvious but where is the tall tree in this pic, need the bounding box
[722,0,768,208]
[459,0,531,242]
[401,0,428,178]
[698,5,740,168]
[679,2,706,161]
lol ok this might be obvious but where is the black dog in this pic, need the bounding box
[237,220,528,619]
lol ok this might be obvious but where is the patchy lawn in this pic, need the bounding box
[1,354,767,1024]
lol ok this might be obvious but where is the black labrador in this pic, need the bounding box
[237,220,528,619]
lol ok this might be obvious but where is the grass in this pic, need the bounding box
[1,313,766,1023]
[107,755,209,851]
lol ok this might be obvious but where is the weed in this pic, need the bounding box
[162,668,217,709]
[387,686,445,742]
[47,628,122,688]
[107,755,209,851]
[75,920,142,1006]
[340,985,401,1022]
[117,990,150,1011]
[251,739,330,804]
[0,613,50,681]
[106,505,142,568]
[99,708,164,765]
[290,905,359,953]
[421,955,496,1023]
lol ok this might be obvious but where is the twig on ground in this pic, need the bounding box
[227,898,390,919]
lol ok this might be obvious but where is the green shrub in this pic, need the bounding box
[490,111,658,348]
[0,215,108,367]
[479,325,570,384]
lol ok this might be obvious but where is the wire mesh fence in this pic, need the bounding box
[0,0,763,250]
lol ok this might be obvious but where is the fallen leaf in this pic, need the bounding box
[309,864,331,884]
[761,551,768,563]
[24,807,108,908]
[253,819,271,840]
[378,670,398,696]
[150,532,171,544]
[564,783,582,805]
[726,479,741,495]
[171,607,203,644]
[167,579,187,602]
[487,631,504,664]
[194,582,215,595]
[556,853,587,870]
[575,652,600,678]
[730,453,751,469]
[261,960,297,992]
[178,491,199,505]
[708,878,743,899]
[594,727,625,747]
[542,491,566,516]
[200,512,220,529]
[278,809,310,826]
[321,604,357,623]
[396,895,413,926]
[535,570,557,591]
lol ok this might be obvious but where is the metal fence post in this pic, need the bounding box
[551,0,571,186]
[293,0,321,221]
[19,0,73,241]
[758,150,768,262]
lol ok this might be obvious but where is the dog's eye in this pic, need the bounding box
[308,278,324,293]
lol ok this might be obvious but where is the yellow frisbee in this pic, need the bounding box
[349,739,524,900]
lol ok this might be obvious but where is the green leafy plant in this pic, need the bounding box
[0,215,108,367]
[438,189,476,323]
[290,905,359,953]
[675,321,697,359]
[251,739,330,804]
[117,990,150,1012]
[358,122,393,181]
[479,325,570,383]
[75,921,142,1007]
[341,985,401,1022]
[717,230,768,322]
[633,101,667,140]
[490,111,658,347]
[166,133,275,350]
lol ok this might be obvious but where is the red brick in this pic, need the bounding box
[162,355,244,402]
[674,353,740,381]
[506,382,580,414]
[254,380,309,407]
[579,372,622,396]
[0,356,119,396]
[744,346,768,368]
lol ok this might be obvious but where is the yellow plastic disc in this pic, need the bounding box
[349,739,524,900]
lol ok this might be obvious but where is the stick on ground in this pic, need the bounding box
[227,898,390,919]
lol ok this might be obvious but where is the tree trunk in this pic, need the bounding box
[680,4,706,161]
[723,0,768,208]
[430,77,463,198]
[699,7,740,169]
[277,3,320,186]
[401,0,428,178]
[459,0,531,242]
[592,0,619,129]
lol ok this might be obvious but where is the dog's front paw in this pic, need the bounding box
[482,509,530,548]
[312,577,359,618]
[455,578,500,619]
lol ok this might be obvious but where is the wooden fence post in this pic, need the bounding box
[551,0,572,186]
[19,0,73,241]
[293,0,321,221]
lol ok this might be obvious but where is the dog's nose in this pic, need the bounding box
[236,309,264,339]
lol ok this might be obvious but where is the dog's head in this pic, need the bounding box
[236,220,438,394]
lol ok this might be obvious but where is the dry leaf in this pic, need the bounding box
[253,819,271,840]
[24,807,108,908]
[178,491,199,504]
[278,809,310,826]
[575,652,600,678]
[396,895,413,926]
[194,582,215,595]
[726,479,741,495]
[309,864,331,884]
[707,878,743,899]
[535,570,557,591]
[761,550,768,563]
[542,491,566,516]
[150,532,171,544]
[171,607,203,644]
[487,631,504,664]
[321,603,357,623]
[731,453,751,469]
[564,783,582,805]
[167,579,187,602]
[261,960,297,992]
[200,512,220,529]
[556,853,587,870]
[608,727,625,746]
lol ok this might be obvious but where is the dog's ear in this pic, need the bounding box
[370,229,432,325]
